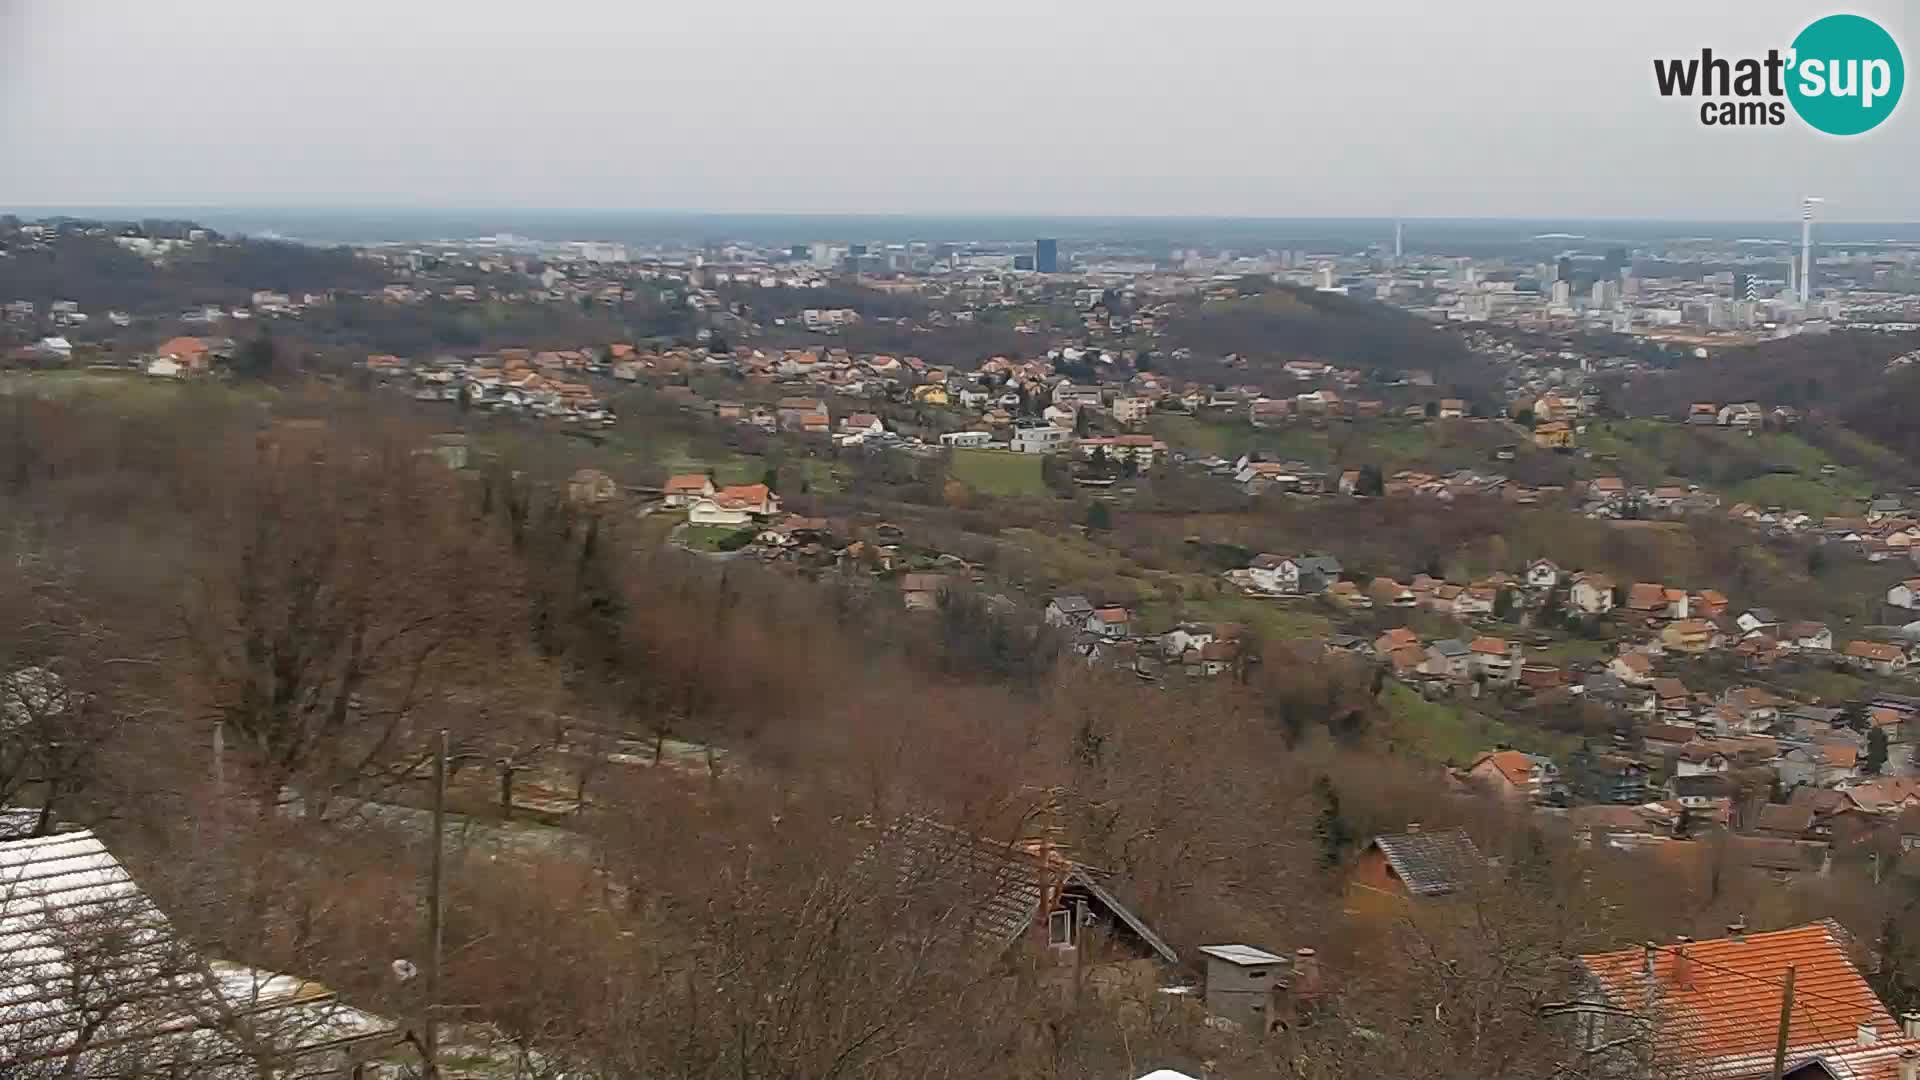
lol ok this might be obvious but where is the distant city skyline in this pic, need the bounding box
[2,1,1914,220]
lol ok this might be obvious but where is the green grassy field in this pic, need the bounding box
[951,448,1047,496]
[0,369,268,409]
[680,524,756,551]
[1382,682,1575,765]
[1579,420,1874,515]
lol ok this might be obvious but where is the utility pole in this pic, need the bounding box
[212,720,225,801]
[1770,964,1797,1080]
[423,729,448,1079]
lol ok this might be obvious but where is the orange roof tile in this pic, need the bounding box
[1580,921,1901,1076]
[1471,750,1534,787]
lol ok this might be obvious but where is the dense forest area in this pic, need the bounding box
[0,235,387,312]
[1161,285,1498,399]
[6,382,1920,1077]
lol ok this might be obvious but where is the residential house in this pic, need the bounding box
[155,336,213,372]
[1718,401,1764,427]
[839,413,886,437]
[1369,578,1417,608]
[1348,826,1485,907]
[900,573,950,612]
[1326,581,1372,609]
[1686,402,1719,425]
[1570,572,1616,614]
[1086,607,1132,639]
[1044,595,1094,629]
[1660,619,1718,655]
[1610,651,1655,685]
[1642,722,1700,754]
[1525,559,1562,591]
[1424,639,1473,681]
[1248,555,1300,595]
[1626,582,1671,617]
[1588,477,1627,504]
[1077,435,1168,471]
[0,831,398,1075]
[1452,584,1498,618]
[1652,677,1693,718]
[1845,640,1911,677]
[873,817,1178,973]
[1469,637,1521,684]
[1436,399,1466,419]
[1750,803,1821,840]
[663,473,716,508]
[1010,425,1070,454]
[1573,923,1917,1080]
[939,430,993,448]
[1568,749,1653,804]
[1779,742,1861,789]
[1468,750,1559,802]
[688,483,781,527]
[1374,627,1419,657]
[1788,621,1835,653]
[1533,421,1574,449]
[1666,772,1734,807]
[1889,578,1920,610]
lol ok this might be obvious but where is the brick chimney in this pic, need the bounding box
[1899,1047,1919,1080]
[1857,1022,1879,1047]
[1293,947,1323,998]
[1405,822,1422,834]
[1672,938,1694,990]
[1903,1012,1920,1038]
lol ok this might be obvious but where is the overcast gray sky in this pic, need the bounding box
[1,0,1912,219]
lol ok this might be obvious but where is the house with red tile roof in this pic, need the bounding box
[662,473,715,508]
[1575,921,1920,1080]
[1466,750,1556,802]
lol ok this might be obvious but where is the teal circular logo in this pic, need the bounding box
[1788,14,1904,135]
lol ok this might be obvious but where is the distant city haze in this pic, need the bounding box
[1,0,1914,221]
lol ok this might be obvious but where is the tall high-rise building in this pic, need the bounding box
[1556,257,1575,283]
[1733,272,1754,300]
[1035,238,1058,274]
[1603,247,1629,275]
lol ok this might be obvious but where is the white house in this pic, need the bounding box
[839,413,886,437]
[688,499,752,527]
[1569,573,1616,615]
[939,430,992,448]
[687,483,780,527]
[145,356,184,379]
[1525,559,1562,591]
[1247,555,1299,595]
[1889,578,1920,610]
[1010,425,1070,454]
[663,473,716,508]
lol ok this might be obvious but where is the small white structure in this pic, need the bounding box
[1199,943,1287,1032]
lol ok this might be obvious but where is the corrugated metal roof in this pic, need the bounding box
[0,829,394,1074]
